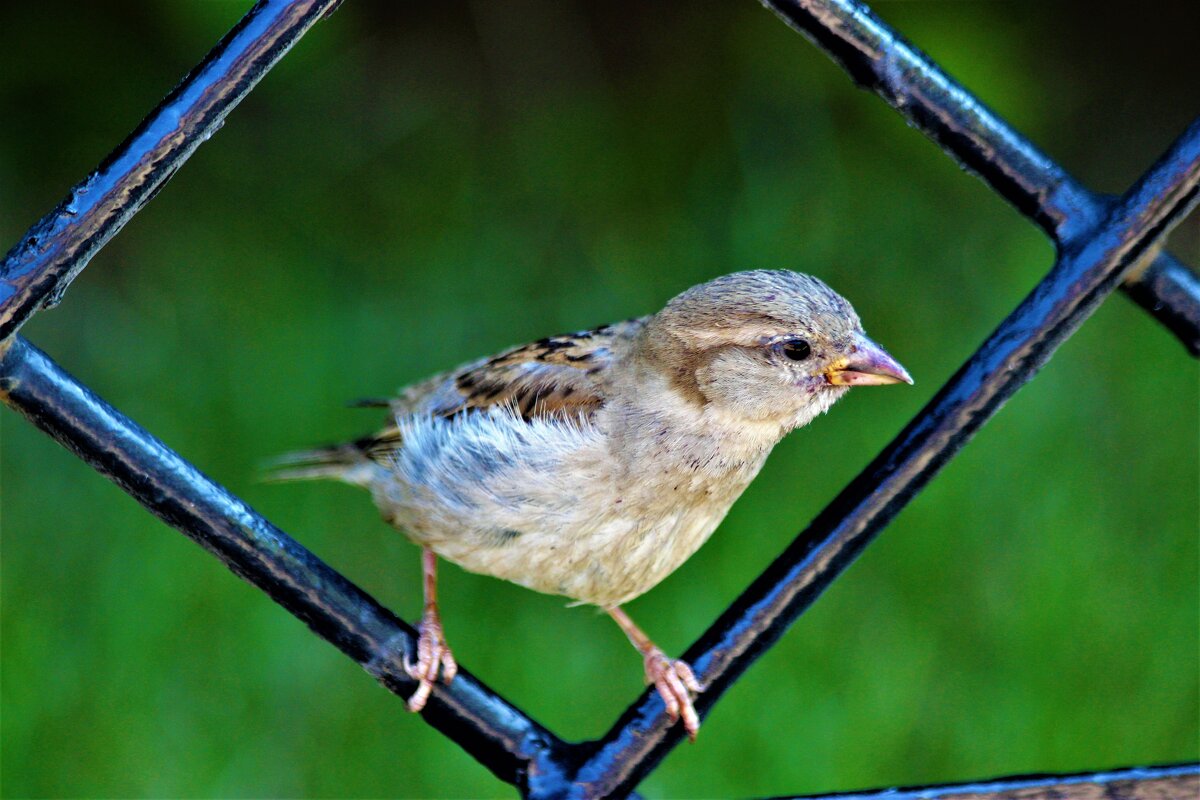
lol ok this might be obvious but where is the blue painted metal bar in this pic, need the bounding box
[566,115,1200,799]
[759,0,1200,355]
[0,335,573,791]
[2,0,1196,796]
[0,0,585,786]
[0,0,340,343]
[774,764,1199,800]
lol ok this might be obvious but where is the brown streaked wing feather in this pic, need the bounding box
[354,318,646,462]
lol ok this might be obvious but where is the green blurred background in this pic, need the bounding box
[2,1,1197,797]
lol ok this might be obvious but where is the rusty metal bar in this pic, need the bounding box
[758,0,1200,355]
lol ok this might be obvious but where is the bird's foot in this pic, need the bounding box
[643,648,704,741]
[404,607,458,712]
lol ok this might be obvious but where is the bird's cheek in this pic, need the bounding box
[791,376,824,397]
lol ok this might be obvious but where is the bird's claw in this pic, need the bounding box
[404,610,457,712]
[643,649,704,741]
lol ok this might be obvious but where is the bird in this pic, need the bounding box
[273,269,912,739]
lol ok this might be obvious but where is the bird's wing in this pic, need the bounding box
[272,318,646,478]
[406,319,647,418]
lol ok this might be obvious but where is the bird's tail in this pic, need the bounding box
[264,440,384,488]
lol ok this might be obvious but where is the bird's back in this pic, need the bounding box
[270,317,645,485]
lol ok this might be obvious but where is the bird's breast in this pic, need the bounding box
[373,405,772,606]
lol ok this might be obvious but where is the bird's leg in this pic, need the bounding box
[404,547,458,712]
[607,606,704,740]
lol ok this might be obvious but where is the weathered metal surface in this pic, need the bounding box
[1,0,1196,797]
[567,116,1200,799]
[775,765,1200,800]
[0,0,340,343]
[759,0,1200,355]
[0,336,572,790]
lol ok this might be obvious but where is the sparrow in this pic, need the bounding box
[274,269,911,739]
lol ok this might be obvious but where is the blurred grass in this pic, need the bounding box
[2,1,1197,798]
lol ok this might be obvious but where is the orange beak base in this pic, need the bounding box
[825,336,913,387]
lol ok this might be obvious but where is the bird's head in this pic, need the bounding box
[637,270,912,431]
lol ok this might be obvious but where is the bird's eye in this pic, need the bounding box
[777,338,812,362]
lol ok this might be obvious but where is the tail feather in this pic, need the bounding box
[264,442,383,487]
[347,397,391,409]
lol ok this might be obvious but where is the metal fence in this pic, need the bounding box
[2,1,1197,798]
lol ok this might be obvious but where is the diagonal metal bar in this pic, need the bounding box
[759,0,1200,356]
[567,117,1200,800]
[0,0,340,345]
[0,0,590,789]
[0,336,577,792]
[773,764,1199,800]
[3,0,1195,796]
[1124,251,1200,350]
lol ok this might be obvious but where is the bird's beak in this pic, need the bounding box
[824,335,913,387]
